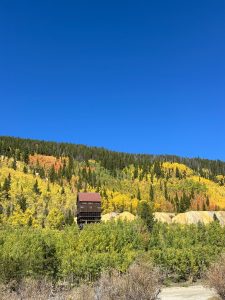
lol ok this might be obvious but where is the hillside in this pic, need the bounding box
[0,136,225,228]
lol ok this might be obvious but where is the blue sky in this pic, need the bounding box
[0,0,225,160]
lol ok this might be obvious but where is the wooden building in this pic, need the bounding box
[76,192,101,228]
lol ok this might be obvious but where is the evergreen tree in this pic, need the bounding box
[149,184,154,202]
[61,186,65,195]
[2,174,11,199]
[213,213,219,222]
[137,200,155,231]
[23,165,28,174]
[47,182,51,192]
[12,158,17,170]
[153,161,162,179]
[174,192,179,212]
[137,187,141,200]
[65,209,74,225]
[175,167,180,178]
[17,194,27,212]
[27,216,33,227]
[6,205,11,217]
[38,167,45,179]
[23,148,29,164]
[49,166,57,183]
[150,172,154,183]
[202,201,206,211]
[33,179,41,195]
[77,177,82,192]
[164,182,168,200]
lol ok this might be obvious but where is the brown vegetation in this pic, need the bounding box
[0,261,162,300]
[95,261,162,300]
[29,154,64,171]
[205,253,225,299]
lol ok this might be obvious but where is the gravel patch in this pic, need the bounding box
[159,285,220,300]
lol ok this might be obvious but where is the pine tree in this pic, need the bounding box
[33,180,41,195]
[6,205,11,217]
[49,166,57,183]
[0,204,3,214]
[164,182,168,200]
[27,216,33,227]
[12,158,17,170]
[213,213,219,222]
[2,175,11,192]
[23,149,29,164]
[137,187,141,200]
[65,209,74,225]
[153,161,162,179]
[175,167,180,178]
[77,177,82,192]
[61,186,65,195]
[23,165,28,174]
[2,174,11,199]
[151,172,154,183]
[47,182,51,192]
[202,201,206,211]
[17,194,27,212]
[174,192,179,212]
[137,200,155,231]
[149,184,154,202]
[133,167,138,179]
[39,167,45,179]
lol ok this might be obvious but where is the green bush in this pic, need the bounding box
[0,220,146,283]
[0,220,224,284]
[147,222,225,281]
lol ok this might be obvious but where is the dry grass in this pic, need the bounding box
[0,279,54,300]
[0,279,79,300]
[0,261,162,300]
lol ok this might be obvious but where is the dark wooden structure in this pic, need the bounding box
[76,192,101,228]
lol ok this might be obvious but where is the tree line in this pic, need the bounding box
[1,136,225,182]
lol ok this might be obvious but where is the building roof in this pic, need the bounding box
[77,192,101,202]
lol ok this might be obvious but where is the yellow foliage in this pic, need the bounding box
[162,162,193,176]
[46,208,65,229]
[191,176,225,208]
[0,166,75,228]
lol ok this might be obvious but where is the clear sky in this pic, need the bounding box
[0,0,225,160]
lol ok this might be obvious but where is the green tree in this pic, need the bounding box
[137,200,155,231]
[12,158,17,170]
[2,174,11,199]
[33,179,41,195]
[149,184,154,202]
[16,194,27,213]
[137,187,141,200]
[175,167,180,178]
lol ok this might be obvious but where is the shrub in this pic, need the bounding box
[0,279,53,300]
[95,261,162,300]
[205,253,225,299]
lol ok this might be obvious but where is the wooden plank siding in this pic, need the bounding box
[77,192,101,228]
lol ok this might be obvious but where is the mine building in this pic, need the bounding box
[76,192,101,228]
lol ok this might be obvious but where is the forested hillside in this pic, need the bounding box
[0,136,225,228]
